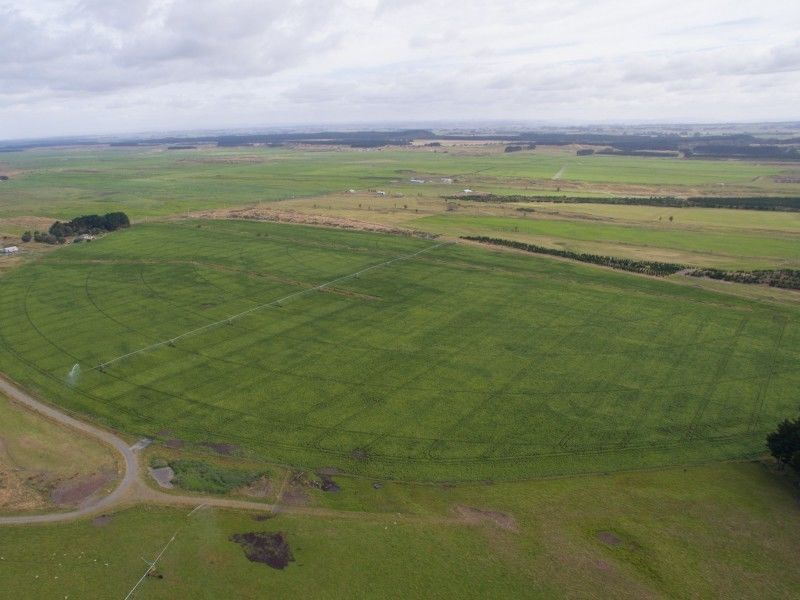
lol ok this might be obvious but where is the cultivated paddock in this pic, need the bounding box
[0,220,797,480]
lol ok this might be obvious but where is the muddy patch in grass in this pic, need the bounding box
[230,532,294,570]
[253,513,274,522]
[201,442,239,456]
[315,469,341,492]
[50,470,116,507]
[455,505,518,532]
[162,439,184,450]
[350,448,368,462]
[282,484,309,506]
[92,514,113,527]
[597,531,622,546]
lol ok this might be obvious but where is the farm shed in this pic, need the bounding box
[3,246,19,255]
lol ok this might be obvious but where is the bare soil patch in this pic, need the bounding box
[0,216,57,231]
[351,448,368,462]
[50,470,115,507]
[149,466,175,489]
[282,485,309,505]
[201,441,239,456]
[242,476,272,498]
[455,505,519,532]
[597,531,622,546]
[162,439,184,450]
[92,514,113,527]
[230,532,294,569]
[282,472,310,506]
[316,472,341,493]
[0,466,45,512]
[253,514,274,522]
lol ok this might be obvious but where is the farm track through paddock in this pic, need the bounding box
[0,220,798,481]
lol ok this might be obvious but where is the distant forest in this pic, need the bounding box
[2,129,799,159]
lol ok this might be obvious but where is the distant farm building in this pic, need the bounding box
[3,246,19,255]
[463,189,473,194]
[376,190,387,196]
[75,234,95,243]
[410,178,425,184]
[440,177,453,184]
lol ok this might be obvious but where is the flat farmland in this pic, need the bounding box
[416,213,800,269]
[2,146,799,221]
[0,220,798,480]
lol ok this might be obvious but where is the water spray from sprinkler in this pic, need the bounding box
[66,363,81,386]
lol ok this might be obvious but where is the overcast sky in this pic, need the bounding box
[1,0,799,139]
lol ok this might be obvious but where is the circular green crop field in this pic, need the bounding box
[1,221,797,480]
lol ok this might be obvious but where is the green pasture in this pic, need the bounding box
[1,146,798,220]
[1,462,798,599]
[0,221,797,480]
[518,202,800,233]
[417,213,800,269]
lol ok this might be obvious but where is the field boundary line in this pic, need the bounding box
[94,241,450,370]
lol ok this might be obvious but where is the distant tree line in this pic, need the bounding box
[4,129,800,157]
[596,148,681,158]
[462,236,687,276]
[505,143,536,153]
[687,144,800,160]
[443,194,800,211]
[688,268,800,291]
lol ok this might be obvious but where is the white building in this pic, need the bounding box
[3,246,19,255]
[376,190,386,196]
[463,189,473,194]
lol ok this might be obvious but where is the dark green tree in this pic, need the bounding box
[767,414,800,471]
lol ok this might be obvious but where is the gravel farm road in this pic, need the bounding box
[0,375,471,528]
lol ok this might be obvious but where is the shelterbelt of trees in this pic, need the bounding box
[461,236,687,276]
[463,236,800,290]
[688,268,800,290]
[22,212,130,245]
[447,195,800,211]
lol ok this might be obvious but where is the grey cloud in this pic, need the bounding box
[1,0,799,138]
[0,1,347,96]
